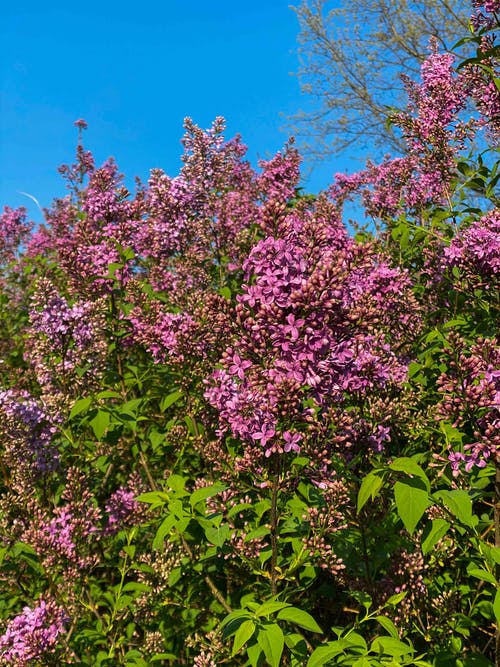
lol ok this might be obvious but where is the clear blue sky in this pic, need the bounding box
[1,0,359,224]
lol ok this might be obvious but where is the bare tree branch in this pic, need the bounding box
[288,0,470,161]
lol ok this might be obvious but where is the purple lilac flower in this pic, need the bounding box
[0,599,68,666]
[0,389,59,479]
[104,486,142,536]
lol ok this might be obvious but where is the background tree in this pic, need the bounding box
[289,0,469,161]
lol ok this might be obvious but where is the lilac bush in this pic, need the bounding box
[1,3,500,664]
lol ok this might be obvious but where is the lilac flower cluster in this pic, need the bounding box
[29,282,96,349]
[128,305,195,364]
[31,159,140,295]
[444,209,500,286]
[205,197,418,462]
[0,389,59,491]
[471,0,500,29]
[22,468,101,573]
[302,478,349,574]
[26,279,107,407]
[0,598,68,666]
[104,477,145,536]
[134,117,258,297]
[330,43,469,219]
[437,335,500,473]
[0,207,33,265]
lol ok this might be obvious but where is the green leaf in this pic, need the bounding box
[219,286,232,301]
[166,474,186,492]
[244,526,271,542]
[352,658,372,667]
[221,609,253,630]
[394,480,431,534]
[389,457,430,491]
[386,591,407,606]
[246,641,263,667]
[69,396,92,419]
[434,489,475,528]
[370,636,414,656]
[494,590,500,626]
[204,523,231,547]
[307,644,344,667]
[149,430,165,451]
[489,546,500,566]
[440,422,464,446]
[221,614,253,640]
[357,470,384,513]
[350,590,372,610]
[227,502,254,519]
[277,607,323,633]
[255,601,291,617]
[184,414,203,436]
[467,567,497,585]
[284,632,308,651]
[190,483,226,507]
[342,632,367,650]
[421,519,450,555]
[152,515,176,551]
[160,390,182,411]
[375,615,399,639]
[150,654,177,663]
[256,623,285,667]
[136,491,169,506]
[97,390,122,399]
[121,582,150,595]
[119,398,142,416]
[90,409,110,439]
[232,619,256,655]
[107,261,122,279]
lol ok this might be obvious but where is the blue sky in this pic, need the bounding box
[1,0,362,225]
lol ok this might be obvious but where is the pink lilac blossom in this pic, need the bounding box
[0,598,68,667]
[257,140,301,204]
[35,156,142,295]
[104,481,145,536]
[22,468,102,572]
[0,207,33,264]
[437,335,500,474]
[329,44,469,219]
[128,306,196,364]
[135,117,259,296]
[128,120,303,370]
[444,209,500,284]
[74,118,88,130]
[471,0,500,29]
[462,34,500,141]
[205,197,419,460]
[30,288,96,349]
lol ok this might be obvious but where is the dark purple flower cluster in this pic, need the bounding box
[471,0,500,29]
